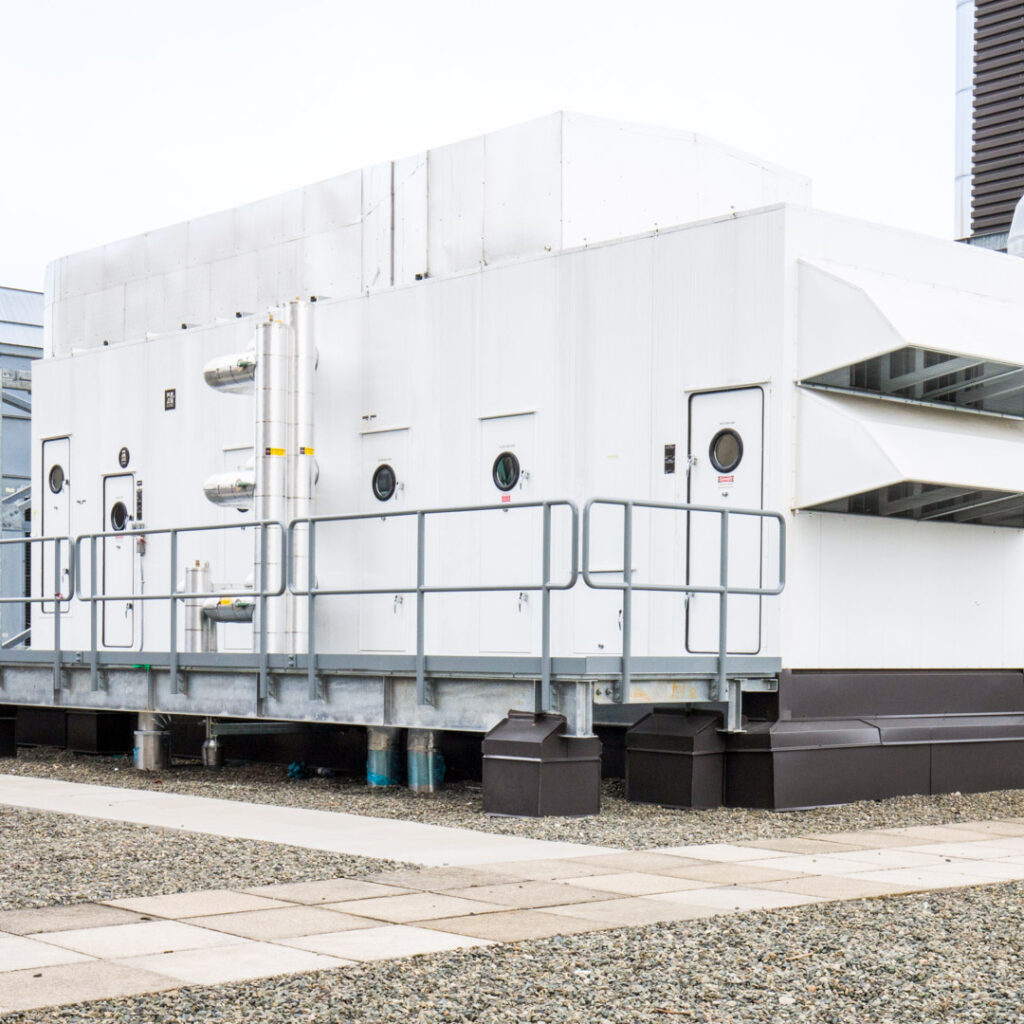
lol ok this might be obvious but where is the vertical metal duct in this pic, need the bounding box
[253,317,289,653]
[287,299,316,654]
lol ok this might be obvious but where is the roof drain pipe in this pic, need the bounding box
[253,316,289,656]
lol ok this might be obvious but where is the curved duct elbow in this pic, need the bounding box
[203,470,256,510]
[202,596,255,623]
[204,351,257,394]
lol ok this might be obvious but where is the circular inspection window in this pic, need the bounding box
[492,451,521,492]
[709,429,743,473]
[110,500,129,532]
[372,463,396,502]
[48,465,65,494]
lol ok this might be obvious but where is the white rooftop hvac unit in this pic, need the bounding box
[14,113,1024,812]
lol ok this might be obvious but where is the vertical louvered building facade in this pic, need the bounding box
[957,0,1024,247]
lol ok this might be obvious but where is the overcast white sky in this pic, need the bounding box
[0,0,955,292]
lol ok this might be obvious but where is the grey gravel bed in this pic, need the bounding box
[6,746,1024,849]
[0,806,407,912]
[6,881,1023,1023]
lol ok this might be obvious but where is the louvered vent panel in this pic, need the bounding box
[972,0,1024,234]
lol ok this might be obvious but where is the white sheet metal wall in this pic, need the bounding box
[43,113,810,358]
[33,201,1024,669]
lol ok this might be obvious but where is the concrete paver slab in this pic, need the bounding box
[565,851,708,872]
[196,905,381,940]
[657,887,824,912]
[662,862,807,885]
[651,844,790,862]
[481,859,622,881]
[560,872,712,897]
[943,820,1024,837]
[419,909,598,941]
[0,961,174,1015]
[105,890,291,919]
[0,903,144,936]
[741,855,883,877]
[440,880,614,909]
[873,825,995,844]
[243,878,414,904]
[841,867,1001,890]
[543,897,720,927]
[116,941,351,985]
[280,923,491,960]
[814,849,973,870]
[35,919,242,959]
[900,841,1024,860]
[0,933,93,972]
[367,866,529,890]
[755,875,914,900]
[324,892,506,923]
[804,830,926,849]
[733,837,869,855]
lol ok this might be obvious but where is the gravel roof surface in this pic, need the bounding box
[4,881,1021,1023]
[0,805,407,912]
[7,747,1024,849]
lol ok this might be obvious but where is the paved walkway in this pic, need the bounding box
[0,774,607,865]
[5,777,1024,1015]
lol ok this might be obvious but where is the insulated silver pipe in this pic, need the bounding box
[203,351,257,394]
[253,317,289,653]
[288,299,316,654]
[202,595,255,623]
[202,470,255,510]
[184,562,216,653]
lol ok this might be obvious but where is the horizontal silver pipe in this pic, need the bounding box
[203,470,256,510]
[202,595,255,623]
[203,351,257,394]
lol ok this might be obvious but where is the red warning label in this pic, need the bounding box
[717,475,734,484]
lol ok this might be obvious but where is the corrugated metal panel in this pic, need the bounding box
[0,287,43,327]
[971,0,1024,235]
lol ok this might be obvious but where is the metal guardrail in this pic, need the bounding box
[74,521,287,697]
[0,534,74,693]
[287,501,579,707]
[6,499,784,725]
[582,499,786,729]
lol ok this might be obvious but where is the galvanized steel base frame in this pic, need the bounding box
[0,498,785,738]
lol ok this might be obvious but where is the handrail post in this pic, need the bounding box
[169,529,179,694]
[307,520,318,700]
[52,538,63,696]
[540,503,552,712]
[717,510,730,707]
[415,510,429,706]
[258,523,269,700]
[89,536,99,691]
[620,501,632,704]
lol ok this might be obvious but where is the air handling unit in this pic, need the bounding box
[12,112,1024,812]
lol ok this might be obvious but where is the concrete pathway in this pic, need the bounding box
[5,776,1024,1015]
[0,774,609,865]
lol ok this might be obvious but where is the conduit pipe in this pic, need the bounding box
[202,470,255,510]
[254,317,289,654]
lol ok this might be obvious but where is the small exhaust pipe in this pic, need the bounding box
[203,351,257,394]
[202,470,255,510]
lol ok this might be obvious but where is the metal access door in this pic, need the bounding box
[687,387,764,653]
[102,473,136,648]
[479,413,536,653]
[41,437,72,613]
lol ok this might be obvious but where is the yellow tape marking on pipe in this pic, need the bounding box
[265,447,286,456]
[299,446,315,455]
[219,598,232,605]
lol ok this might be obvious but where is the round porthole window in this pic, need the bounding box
[492,451,521,492]
[48,465,65,494]
[110,501,129,532]
[372,464,396,502]
[709,429,743,473]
